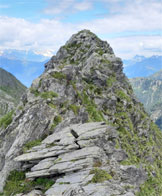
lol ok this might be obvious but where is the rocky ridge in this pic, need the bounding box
[0,68,26,117]
[0,30,161,196]
[130,70,162,129]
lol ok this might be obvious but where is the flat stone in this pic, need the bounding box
[49,157,93,174]
[31,157,57,171]
[15,147,71,162]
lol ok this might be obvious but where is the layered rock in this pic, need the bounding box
[14,122,146,196]
[0,30,161,196]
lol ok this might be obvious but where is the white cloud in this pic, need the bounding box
[0,15,161,60]
[108,35,162,59]
[74,1,92,11]
[0,0,161,59]
[44,0,74,15]
[79,0,162,33]
[44,0,92,15]
[0,16,78,52]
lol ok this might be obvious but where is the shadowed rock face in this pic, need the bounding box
[0,68,26,117]
[0,30,161,196]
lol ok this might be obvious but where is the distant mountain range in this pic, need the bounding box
[130,69,162,129]
[0,49,50,62]
[0,67,26,117]
[124,55,162,78]
[0,49,50,86]
[1,49,162,87]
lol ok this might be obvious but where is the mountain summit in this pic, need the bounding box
[45,30,114,71]
[0,30,161,196]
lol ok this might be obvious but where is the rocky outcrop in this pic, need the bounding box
[0,30,161,196]
[14,122,146,196]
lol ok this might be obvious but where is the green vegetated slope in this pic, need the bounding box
[0,67,26,117]
[130,69,162,129]
[0,30,162,196]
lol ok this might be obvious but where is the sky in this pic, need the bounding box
[0,0,162,60]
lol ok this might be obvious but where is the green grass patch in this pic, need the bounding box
[48,103,57,109]
[50,115,62,130]
[59,182,70,185]
[51,72,66,80]
[0,110,14,129]
[23,139,42,152]
[89,168,112,183]
[101,59,111,65]
[96,49,104,56]
[69,104,80,115]
[136,175,162,196]
[30,88,40,97]
[116,89,131,102]
[106,76,116,87]
[53,115,62,124]
[2,170,54,195]
[115,111,162,196]
[40,91,58,99]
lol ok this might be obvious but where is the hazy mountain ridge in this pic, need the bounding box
[0,56,47,87]
[0,49,50,62]
[130,69,162,129]
[124,55,162,78]
[0,30,161,196]
[0,68,26,117]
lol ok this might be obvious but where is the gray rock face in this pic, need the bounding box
[0,101,54,190]
[15,190,43,196]
[0,30,161,196]
[14,122,146,196]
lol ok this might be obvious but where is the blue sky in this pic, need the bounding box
[0,0,162,86]
[0,0,161,58]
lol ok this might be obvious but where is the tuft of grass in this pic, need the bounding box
[30,88,58,100]
[18,106,24,111]
[2,170,54,195]
[48,103,57,109]
[30,88,40,97]
[136,175,162,196]
[86,105,104,122]
[116,89,131,102]
[59,182,70,185]
[51,72,66,80]
[34,178,54,192]
[106,76,116,87]
[50,115,62,130]
[69,104,80,115]
[96,49,104,56]
[0,110,14,129]
[53,115,62,125]
[101,59,111,65]
[40,91,58,99]
[89,168,112,183]
[23,139,42,152]
[2,170,29,196]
